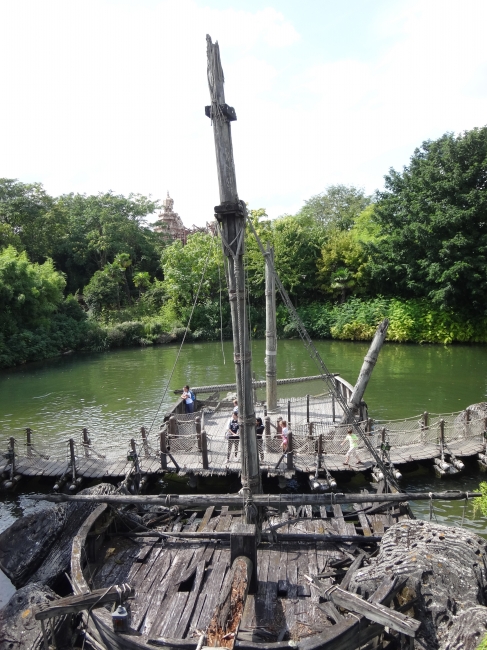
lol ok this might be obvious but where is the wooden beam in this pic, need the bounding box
[29,489,481,508]
[34,584,134,620]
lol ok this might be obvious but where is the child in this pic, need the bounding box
[226,412,239,460]
[341,427,362,465]
[281,420,289,452]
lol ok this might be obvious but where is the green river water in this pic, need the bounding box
[1,339,487,605]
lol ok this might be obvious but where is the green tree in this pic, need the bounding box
[300,184,371,231]
[0,246,66,335]
[271,213,323,303]
[54,191,162,293]
[317,229,368,302]
[370,127,487,312]
[0,179,66,262]
[161,232,225,326]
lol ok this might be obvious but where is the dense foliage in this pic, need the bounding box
[1,125,487,368]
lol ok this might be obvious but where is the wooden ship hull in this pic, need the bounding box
[66,491,418,650]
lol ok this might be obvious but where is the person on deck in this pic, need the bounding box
[341,427,363,465]
[280,420,289,452]
[256,417,265,461]
[181,385,194,414]
[226,412,239,460]
[233,399,238,415]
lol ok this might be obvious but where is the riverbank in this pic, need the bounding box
[3,296,487,371]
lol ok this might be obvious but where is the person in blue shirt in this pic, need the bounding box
[181,385,194,414]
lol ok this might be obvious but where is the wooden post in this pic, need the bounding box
[318,434,323,469]
[160,427,167,470]
[169,415,177,437]
[440,419,445,453]
[130,438,141,494]
[206,35,261,505]
[287,400,291,425]
[341,319,389,424]
[367,418,373,434]
[423,411,429,430]
[69,439,76,483]
[306,394,310,423]
[286,431,293,470]
[195,416,202,451]
[308,422,314,439]
[201,430,209,470]
[252,371,258,407]
[230,523,257,594]
[26,428,32,458]
[82,428,90,458]
[265,244,277,412]
[264,416,271,440]
[141,427,149,457]
[9,437,15,480]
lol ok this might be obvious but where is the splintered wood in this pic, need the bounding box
[206,556,252,648]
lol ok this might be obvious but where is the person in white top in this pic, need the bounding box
[181,385,194,414]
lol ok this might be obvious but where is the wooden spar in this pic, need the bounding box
[308,580,420,637]
[265,244,277,412]
[206,35,262,504]
[29,489,479,507]
[172,374,340,394]
[34,585,134,620]
[341,318,389,424]
[116,530,382,544]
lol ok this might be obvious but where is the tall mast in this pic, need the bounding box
[265,244,277,412]
[206,35,262,503]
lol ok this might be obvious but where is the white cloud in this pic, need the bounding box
[0,0,486,227]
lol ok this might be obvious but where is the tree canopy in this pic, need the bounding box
[369,127,487,313]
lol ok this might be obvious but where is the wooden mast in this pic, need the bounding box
[265,244,277,412]
[341,318,389,424]
[206,35,262,505]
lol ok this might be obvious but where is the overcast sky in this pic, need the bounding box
[1,0,486,226]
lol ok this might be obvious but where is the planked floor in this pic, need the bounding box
[88,496,397,644]
[4,394,484,483]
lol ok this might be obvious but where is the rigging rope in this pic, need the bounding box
[245,211,399,492]
[147,243,214,435]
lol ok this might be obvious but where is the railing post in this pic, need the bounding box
[26,428,32,458]
[196,416,202,451]
[422,411,429,430]
[265,416,271,440]
[440,418,445,451]
[9,437,15,480]
[69,438,76,483]
[82,428,90,457]
[317,433,323,469]
[286,431,293,470]
[367,418,373,434]
[201,430,209,470]
[287,400,291,426]
[169,415,177,437]
[332,395,336,423]
[308,422,314,438]
[141,427,149,457]
[160,426,167,470]
[306,394,310,423]
[130,438,141,493]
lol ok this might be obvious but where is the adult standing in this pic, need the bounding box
[181,385,194,414]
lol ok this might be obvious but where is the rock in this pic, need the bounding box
[0,483,116,589]
[348,520,487,649]
[0,582,66,650]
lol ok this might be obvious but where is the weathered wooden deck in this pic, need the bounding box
[85,496,398,644]
[1,398,484,485]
